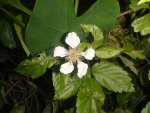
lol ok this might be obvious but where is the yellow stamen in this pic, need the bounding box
[66,48,82,63]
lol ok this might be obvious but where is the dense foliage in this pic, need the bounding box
[0,0,150,113]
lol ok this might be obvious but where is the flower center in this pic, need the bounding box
[66,48,81,63]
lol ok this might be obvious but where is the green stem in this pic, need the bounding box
[14,23,30,56]
[0,7,25,27]
[74,0,79,16]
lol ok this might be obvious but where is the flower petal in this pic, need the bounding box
[54,46,68,57]
[77,61,88,78]
[82,47,95,60]
[60,62,74,74]
[65,32,80,48]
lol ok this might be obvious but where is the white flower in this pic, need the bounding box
[54,32,95,78]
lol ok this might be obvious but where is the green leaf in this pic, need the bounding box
[120,56,138,75]
[64,108,74,113]
[16,52,56,78]
[141,102,150,113]
[96,46,123,58]
[138,0,150,4]
[129,0,149,11]
[124,50,145,59]
[26,0,119,54]
[92,61,134,93]
[109,108,132,113]
[0,0,32,15]
[53,72,82,100]
[81,24,104,48]
[117,93,131,106]
[0,19,16,49]
[77,78,105,113]
[132,13,150,35]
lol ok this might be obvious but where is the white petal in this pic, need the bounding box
[60,62,74,74]
[82,47,95,60]
[54,46,68,57]
[65,32,80,48]
[77,61,88,78]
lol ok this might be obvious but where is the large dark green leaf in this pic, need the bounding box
[92,61,134,93]
[76,78,105,113]
[26,0,119,54]
[53,72,82,100]
[16,52,56,78]
[0,19,16,49]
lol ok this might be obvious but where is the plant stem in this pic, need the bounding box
[14,22,30,56]
[0,7,25,27]
[74,0,79,16]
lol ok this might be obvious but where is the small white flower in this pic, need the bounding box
[54,32,95,78]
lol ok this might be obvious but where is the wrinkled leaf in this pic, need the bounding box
[81,24,104,48]
[138,0,150,4]
[26,0,119,54]
[141,102,150,113]
[120,56,138,75]
[77,78,105,113]
[132,13,150,35]
[117,93,131,106]
[0,19,16,49]
[16,52,56,78]
[53,72,82,100]
[92,61,134,93]
[124,50,145,59]
[0,0,31,15]
[96,46,123,58]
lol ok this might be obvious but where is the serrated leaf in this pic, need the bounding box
[132,13,150,35]
[16,52,56,78]
[77,78,105,113]
[124,50,145,59]
[92,61,134,93]
[129,0,149,11]
[26,0,119,54]
[53,72,82,100]
[81,24,104,48]
[117,93,131,106]
[120,56,138,75]
[96,46,123,58]
[141,102,150,113]
[138,0,150,4]
[0,19,16,49]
